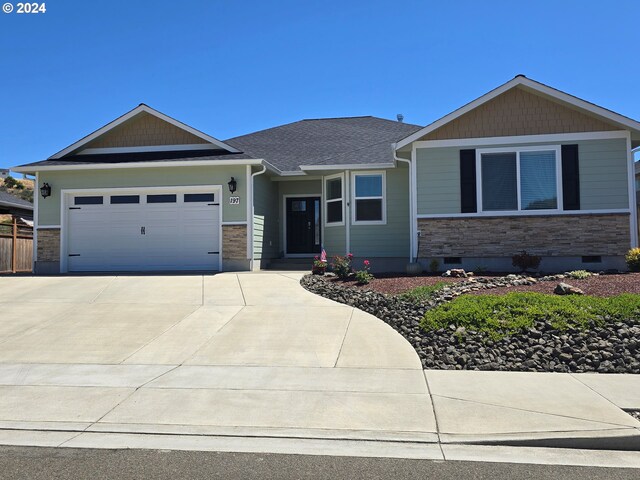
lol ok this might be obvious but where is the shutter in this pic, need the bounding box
[561,144,580,210]
[460,149,477,213]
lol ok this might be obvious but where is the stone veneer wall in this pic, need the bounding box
[418,213,630,257]
[222,224,248,261]
[36,228,60,262]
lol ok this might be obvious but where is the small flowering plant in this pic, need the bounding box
[355,259,374,285]
[312,255,327,275]
[331,254,353,280]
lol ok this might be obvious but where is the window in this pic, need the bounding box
[147,194,177,203]
[479,147,559,212]
[324,174,343,225]
[110,195,139,204]
[352,172,385,224]
[74,196,103,205]
[184,193,215,203]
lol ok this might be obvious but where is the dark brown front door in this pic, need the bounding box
[286,197,321,254]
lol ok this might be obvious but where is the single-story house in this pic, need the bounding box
[13,75,640,274]
[0,190,33,223]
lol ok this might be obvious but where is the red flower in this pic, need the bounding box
[364,260,370,266]
[347,253,353,259]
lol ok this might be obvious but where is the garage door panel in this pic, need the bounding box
[66,189,222,272]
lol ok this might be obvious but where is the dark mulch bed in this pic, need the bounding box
[331,272,640,297]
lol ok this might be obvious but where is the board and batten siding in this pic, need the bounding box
[253,173,279,261]
[37,165,248,226]
[415,138,630,215]
[349,165,410,257]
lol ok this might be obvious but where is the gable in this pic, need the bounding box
[82,111,210,149]
[419,86,618,141]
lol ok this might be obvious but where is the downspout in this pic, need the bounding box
[393,144,414,263]
[250,164,267,271]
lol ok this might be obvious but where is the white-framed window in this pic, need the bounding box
[324,173,344,226]
[477,146,561,213]
[352,171,386,224]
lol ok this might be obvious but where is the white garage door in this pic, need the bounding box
[66,189,221,272]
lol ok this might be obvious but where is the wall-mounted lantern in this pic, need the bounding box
[40,183,51,199]
[228,177,237,194]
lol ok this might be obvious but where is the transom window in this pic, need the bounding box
[479,147,560,212]
[352,172,386,224]
[324,174,344,225]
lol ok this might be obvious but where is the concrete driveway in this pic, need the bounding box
[0,272,436,453]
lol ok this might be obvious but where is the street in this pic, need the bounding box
[0,446,637,480]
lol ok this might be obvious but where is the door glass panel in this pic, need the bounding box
[314,199,320,245]
[291,200,306,212]
[110,195,140,204]
[74,196,103,205]
[184,193,215,203]
[147,194,177,203]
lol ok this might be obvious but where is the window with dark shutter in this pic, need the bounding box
[561,144,580,210]
[460,149,477,213]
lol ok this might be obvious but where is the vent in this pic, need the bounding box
[582,256,602,264]
[397,113,404,123]
[443,257,462,265]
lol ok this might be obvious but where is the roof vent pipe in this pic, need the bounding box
[397,114,404,123]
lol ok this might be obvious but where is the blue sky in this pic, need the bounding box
[1,0,638,170]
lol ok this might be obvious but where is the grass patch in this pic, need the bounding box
[400,282,449,302]
[421,292,640,339]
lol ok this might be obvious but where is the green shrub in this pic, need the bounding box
[331,254,353,280]
[567,270,592,279]
[421,292,640,340]
[626,248,640,272]
[401,282,448,302]
[512,250,541,272]
[2,175,17,188]
[354,259,374,285]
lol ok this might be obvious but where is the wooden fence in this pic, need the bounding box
[0,217,33,273]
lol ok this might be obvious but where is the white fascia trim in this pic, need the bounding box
[395,76,640,150]
[12,159,267,174]
[77,144,223,155]
[221,221,248,226]
[417,209,631,219]
[300,163,395,171]
[413,131,629,149]
[50,104,240,159]
[626,132,638,248]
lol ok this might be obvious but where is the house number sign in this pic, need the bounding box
[229,196,240,205]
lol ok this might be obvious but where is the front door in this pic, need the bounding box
[286,196,321,255]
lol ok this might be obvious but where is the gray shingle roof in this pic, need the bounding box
[0,190,33,210]
[15,116,421,173]
[224,116,422,172]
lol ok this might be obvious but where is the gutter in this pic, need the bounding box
[392,143,415,263]
[249,164,268,271]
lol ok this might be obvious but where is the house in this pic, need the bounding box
[13,76,640,274]
[0,190,33,223]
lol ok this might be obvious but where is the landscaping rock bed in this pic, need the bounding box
[301,274,640,373]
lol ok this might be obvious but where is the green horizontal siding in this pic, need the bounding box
[416,137,630,215]
[349,165,410,257]
[253,173,279,260]
[38,165,248,225]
